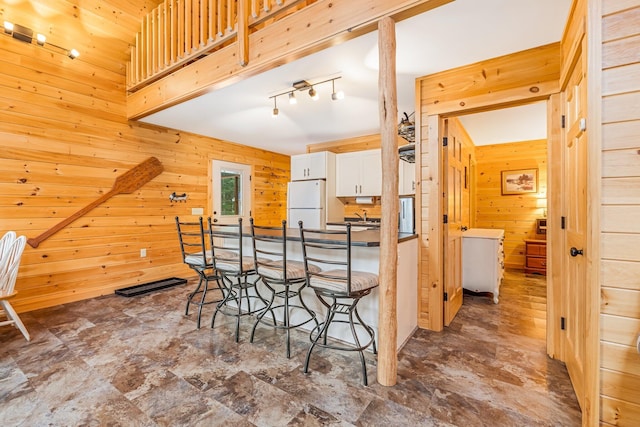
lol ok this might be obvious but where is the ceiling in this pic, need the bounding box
[141,0,572,155]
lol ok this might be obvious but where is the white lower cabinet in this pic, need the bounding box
[462,228,505,304]
[336,149,381,197]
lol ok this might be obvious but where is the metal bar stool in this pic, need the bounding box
[175,216,222,329]
[249,219,319,358]
[209,217,265,342]
[298,221,378,385]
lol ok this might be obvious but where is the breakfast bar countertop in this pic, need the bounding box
[244,227,417,247]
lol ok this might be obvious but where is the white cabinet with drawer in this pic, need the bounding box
[336,149,381,197]
[462,228,505,304]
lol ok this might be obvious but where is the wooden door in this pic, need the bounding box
[443,120,463,326]
[562,38,588,411]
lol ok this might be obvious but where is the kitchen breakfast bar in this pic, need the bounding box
[232,227,419,351]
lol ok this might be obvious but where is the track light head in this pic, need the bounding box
[331,79,344,101]
[309,87,318,100]
[68,48,80,59]
[36,33,46,46]
[288,91,297,105]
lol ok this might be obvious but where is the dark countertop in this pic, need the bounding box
[326,220,381,228]
[236,227,416,247]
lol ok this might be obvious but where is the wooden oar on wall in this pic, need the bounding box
[27,157,164,248]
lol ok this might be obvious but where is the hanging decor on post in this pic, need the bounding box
[268,76,344,117]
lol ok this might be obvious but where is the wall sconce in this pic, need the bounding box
[268,76,343,116]
[3,20,80,59]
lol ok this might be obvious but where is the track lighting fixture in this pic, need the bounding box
[268,76,343,116]
[272,97,279,118]
[2,20,80,59]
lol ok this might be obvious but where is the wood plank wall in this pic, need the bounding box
[599,0,640,424]
[0,0,289,313]
[474,140,548,269]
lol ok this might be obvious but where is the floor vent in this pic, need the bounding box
[115,277,187,297]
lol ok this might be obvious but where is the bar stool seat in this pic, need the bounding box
[257,259,318,280]
[249,219,320,358]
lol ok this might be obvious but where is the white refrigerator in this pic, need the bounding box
[287,180,325,228]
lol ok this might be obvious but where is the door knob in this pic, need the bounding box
[570,247,583,257]
[213,218,218,223]
[461,226,468,231]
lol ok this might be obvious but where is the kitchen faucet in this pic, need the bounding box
[355,210,367,222]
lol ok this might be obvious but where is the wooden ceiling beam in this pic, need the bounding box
[126,0,452,120]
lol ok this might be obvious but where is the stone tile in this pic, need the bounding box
[0,271,581,426]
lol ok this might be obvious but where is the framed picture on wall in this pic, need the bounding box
[501,169,538,195]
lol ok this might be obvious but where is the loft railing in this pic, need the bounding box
[127,0,312,91]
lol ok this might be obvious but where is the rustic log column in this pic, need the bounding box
[377,16,399,387]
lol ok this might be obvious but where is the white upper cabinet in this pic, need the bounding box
[290,151,330,181]
[336,149,382,197]
[399,160,416,195]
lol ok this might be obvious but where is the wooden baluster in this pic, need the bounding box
[157,5,164,70]
[151,8,157,75]
[208,0,215,42]
[177,0,184,57]
[217,0,223,37]
[226,0,233,34]
[133,33,142,84]
[170,0,176,63]
[144,15,150,78]
[127,46,134,87]
[191,0,199,49]
[263,0,271,13]
[162,0,171,68]
[238,0,248,66]
[200,0,206,46]
[184,0,192,54]
[251,0,258,18]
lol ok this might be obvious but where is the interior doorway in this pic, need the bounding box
[443,101,549,325]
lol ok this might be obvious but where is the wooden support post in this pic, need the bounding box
[377,16,399,387]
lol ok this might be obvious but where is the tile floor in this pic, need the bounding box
[0,270,581,426]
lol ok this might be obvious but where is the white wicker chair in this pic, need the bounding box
[0,233,29,341]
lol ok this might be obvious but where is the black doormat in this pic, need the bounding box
[115,277,187,297]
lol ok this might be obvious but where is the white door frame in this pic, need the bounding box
[211,160,252,225]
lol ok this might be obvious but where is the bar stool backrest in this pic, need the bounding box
[250,219,289,282]
[298,221,353,295]
[175,217,211,268]
[208,217,248,274]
